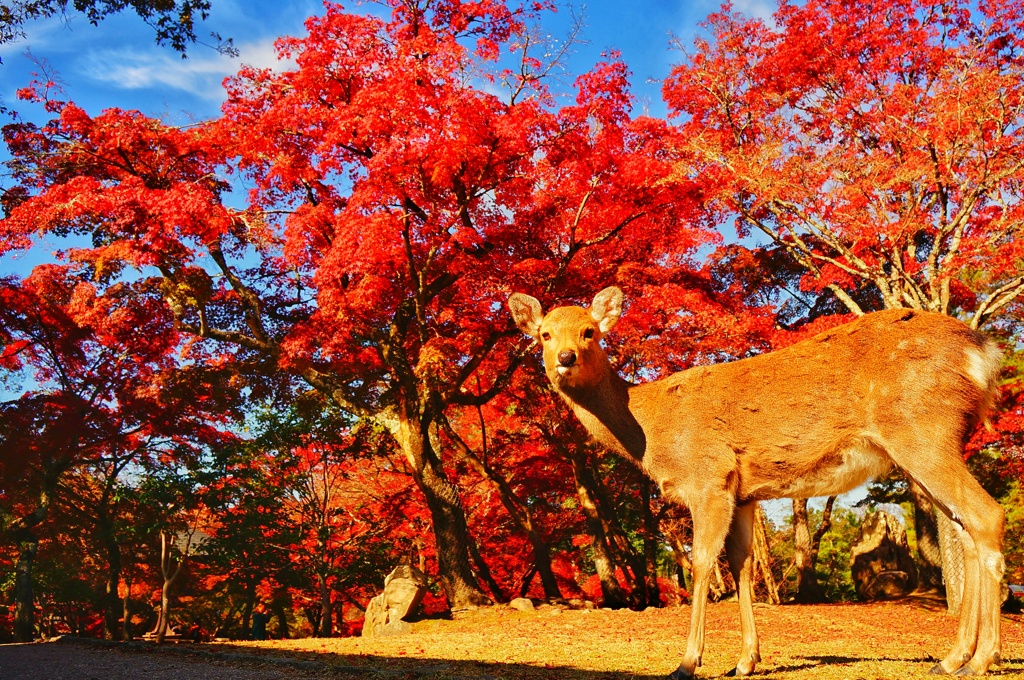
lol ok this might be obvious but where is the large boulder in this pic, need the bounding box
[361,565,428,638]
[850,510,918,600]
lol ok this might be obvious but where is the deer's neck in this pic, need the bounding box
[560,371,646,462]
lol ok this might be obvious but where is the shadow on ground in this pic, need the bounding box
[770,654,1024,677]
[52,636,667,679]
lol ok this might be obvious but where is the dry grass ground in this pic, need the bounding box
[214,597,1024,679]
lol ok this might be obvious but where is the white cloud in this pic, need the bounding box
[731,0,778,24]
[78,36,290,102]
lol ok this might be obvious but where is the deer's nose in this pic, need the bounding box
[557,350,577,367]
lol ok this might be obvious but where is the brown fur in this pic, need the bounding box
[509,287,1005,678]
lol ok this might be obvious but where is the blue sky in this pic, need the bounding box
[0,0,777,124]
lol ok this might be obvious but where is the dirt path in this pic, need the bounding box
[1,599,1021,679]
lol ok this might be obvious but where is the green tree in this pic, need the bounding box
[0,0,234,56]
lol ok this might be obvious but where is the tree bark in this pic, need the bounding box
[791,499,821,602]
[753,505,780,604]
[641,478,661,607]
[527,534,562,601]
[100,523,123,640]
[273,600,290,639]
[585,462,649,607]
[156,529,190,644]
[9,479,58,642]
[396,416,491,610]
[467,533,509,603]
[122,572,134,641]
[317,575,333,637]
[241,582,255,638]
[790,496,834,603]
[565,447,628,608]
[13,532,39,642]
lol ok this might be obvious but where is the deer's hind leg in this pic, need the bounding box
[724,501,760,677]
[884,434,1004,676]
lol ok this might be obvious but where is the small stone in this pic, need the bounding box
[508,597,535,612]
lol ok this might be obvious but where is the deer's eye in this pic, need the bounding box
[583,328,595,339]
[541,332,551,341]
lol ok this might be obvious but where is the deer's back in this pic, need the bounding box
[631,309,998,502]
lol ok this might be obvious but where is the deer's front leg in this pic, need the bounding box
[669,494,735,679]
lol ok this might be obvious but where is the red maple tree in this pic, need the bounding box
[1,0,719,610]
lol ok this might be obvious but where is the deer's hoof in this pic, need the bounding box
[928,663,949,675]
[667,665,696,679]
[952,666,977,677]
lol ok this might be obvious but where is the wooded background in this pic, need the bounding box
[2,0,1023,642]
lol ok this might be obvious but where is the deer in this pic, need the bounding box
[508,286,1005,678]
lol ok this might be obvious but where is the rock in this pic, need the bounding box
[382,564,428,622]
[861,570,914,600]
[508,598,535,612]
[850,511,918,601]
[363,595,389,638]
[361,564,428,638]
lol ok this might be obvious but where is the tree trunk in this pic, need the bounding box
[396,416,491,610]
[442,418,562,601]
[13,532,39,642]
[908,481,944,593]
[302,606,319,640]
[517,565,538,597]
[790,496,834,603]
[467,533,508,602]
[585,460,649,607]
[711,558,729,599]
[317,574,333,637]
[156,529,188,644]
[122,573,134,641]
[10,482,57,643]
[528,533,563,601]
[101,527,123,640]
[665,525,692,597]
[753,505,780,605]
[241,579,256,638]
[791,499,822,602]
[641,478,661,607]
[565,447,628,608]
[156,577,173,643]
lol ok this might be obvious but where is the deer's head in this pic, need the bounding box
[508,286,623,391]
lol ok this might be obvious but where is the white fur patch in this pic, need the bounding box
[964,346,994,390]
[776,441,892,498]
[982,551,1006,577]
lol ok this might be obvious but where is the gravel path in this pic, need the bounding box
[0,639,320,680]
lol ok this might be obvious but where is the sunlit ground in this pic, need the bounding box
[218,598,1024,679]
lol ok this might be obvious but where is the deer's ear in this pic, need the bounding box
[508,293,544,338]
[590,286,623,334]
